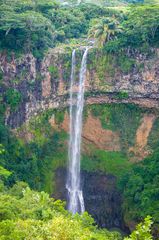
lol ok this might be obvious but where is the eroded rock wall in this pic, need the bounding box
[54,168,126,231]
[1,48,159,128]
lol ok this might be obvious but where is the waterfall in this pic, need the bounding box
[66,47,90,214]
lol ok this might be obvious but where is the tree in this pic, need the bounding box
[88,17,123,47]
[0,144,11,183]
[0,0,56,57]
[0,166,11,179]
[0,184,122,240]
[124,216,153,240]
[123,5,159,47]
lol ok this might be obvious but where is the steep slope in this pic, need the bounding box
[1,47,159,232]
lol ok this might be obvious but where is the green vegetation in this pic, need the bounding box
[0,75,22,113]
[0,70,3,81]
[83,104,159,237]
[17,111,68,193]
[48,65,59,78]
[0,101,144,194]
[119,149,159,226]
[5,88,22,111]
[104,5,159,52]
[114,91,129,99]
[125,216,153,240]
[1,0,158,59]
[0,100,67,194]
[86,104,143,150]
[148,117,159,150]
[0,177,153,239]
[0,181,122,240]
[81,103,143,178]
[116,55,136,74]
[88,50,137,83]
[0,0,122,58]
[0,0,159,239]
[0,82,158,238]
[82,147,131,178]
[88,51,117,79]
[88,17,123,47]
[0,0,55,58]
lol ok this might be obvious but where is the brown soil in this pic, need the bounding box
[129,114,156,161]
[60,112,120,151]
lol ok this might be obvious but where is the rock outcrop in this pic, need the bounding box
[55,112,121,151]
[54,168,127,231]
[1,48,159,128]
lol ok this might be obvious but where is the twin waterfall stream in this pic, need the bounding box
[66,47,90,214]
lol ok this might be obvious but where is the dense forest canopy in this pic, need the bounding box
[0,0,159,58]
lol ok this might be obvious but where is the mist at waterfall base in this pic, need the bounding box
[66,48,90,214]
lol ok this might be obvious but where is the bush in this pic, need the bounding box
[5,89,22,111]
[0,184,122,240]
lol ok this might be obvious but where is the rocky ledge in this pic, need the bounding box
[0,47,159,127]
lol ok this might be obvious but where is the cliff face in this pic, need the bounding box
[1,48,159,128]
[1,48,159,231]
[50,110,156,162]
[1,48,159,166]
[54,168,126,231]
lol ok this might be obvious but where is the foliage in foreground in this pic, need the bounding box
[125,216,153,240]
[0,182,122,240]
[0,179,154,240]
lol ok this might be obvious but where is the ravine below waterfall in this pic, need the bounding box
[54,168,129,233]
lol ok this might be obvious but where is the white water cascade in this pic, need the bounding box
[66,47,90,214]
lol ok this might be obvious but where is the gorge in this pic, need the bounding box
[0,1,159,239]
[1,46,159,234]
